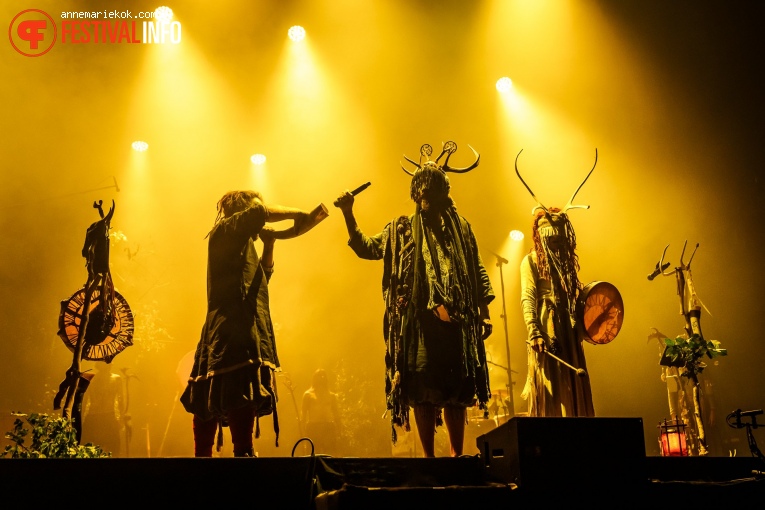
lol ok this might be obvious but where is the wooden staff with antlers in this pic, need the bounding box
[649,240,727,456]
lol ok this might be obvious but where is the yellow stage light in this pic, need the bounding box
[250,154,267,165]
[510,229,524,241]
[496,77,513,92]
[288,26,306,42]
[154,6,174,23]
[132,141,149,152]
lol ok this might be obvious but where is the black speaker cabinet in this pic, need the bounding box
[477,417,647,490]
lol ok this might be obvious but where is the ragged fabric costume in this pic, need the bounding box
[348,206,494,442]
[519,216,594,418]
[181,202,281,446]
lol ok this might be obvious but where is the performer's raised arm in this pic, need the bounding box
[334,190,358,238]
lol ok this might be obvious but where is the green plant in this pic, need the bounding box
[663,334,727,377]
[333,360,391,457]
[662,334,726,456]
[2,412,111,458]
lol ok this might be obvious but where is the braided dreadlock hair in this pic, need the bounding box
[215,190,263,222]
[204,190,264,238]
[531,207,582,304]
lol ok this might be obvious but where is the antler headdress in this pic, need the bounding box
[514,148,598,215]
[401,141,480,176]
[514,149,598,293]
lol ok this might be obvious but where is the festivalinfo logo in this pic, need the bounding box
[9,8,182,57]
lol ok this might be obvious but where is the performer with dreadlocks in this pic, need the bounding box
[181,190,311,457]
[516,149,597,418]
[334,141,494,457]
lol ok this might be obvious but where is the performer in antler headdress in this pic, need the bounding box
[180,191,316,457]
[515,149,597,417]
[335,141,494,457]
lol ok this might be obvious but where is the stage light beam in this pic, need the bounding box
[154,6,174,23]
[496,77,513,92]
[288,26,306,42]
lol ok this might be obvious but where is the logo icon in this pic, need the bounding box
[9,9,57,57]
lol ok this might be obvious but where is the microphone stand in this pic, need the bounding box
[494,253,516,418]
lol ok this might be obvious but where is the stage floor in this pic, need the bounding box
[2,417,763,505]
[1,455,763,506]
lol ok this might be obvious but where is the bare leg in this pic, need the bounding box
[414,403,436,458]
[443,406,466,457]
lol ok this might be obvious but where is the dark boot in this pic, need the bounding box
[234,447,254,457]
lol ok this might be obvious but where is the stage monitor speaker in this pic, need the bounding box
[477,417,647,490]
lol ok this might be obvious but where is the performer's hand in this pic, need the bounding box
[333,191,354,212]
[480,318,493,340]
[530,336,546,353]
[259,226,277,246]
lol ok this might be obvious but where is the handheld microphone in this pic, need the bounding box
[351,182,371,196]
[334,182,371,207]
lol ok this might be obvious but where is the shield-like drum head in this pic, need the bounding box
[576,281,624,345]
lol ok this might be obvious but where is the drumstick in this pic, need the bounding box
[545,351,587,377]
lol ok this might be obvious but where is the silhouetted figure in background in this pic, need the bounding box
[81,362,124,456]
[301,368,342,456]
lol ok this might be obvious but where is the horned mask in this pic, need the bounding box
[515,149,598,286]
[401,141,480,204]
[515,148,598,227]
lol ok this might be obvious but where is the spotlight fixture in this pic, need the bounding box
[154,6,173,22]
[250,154,267,165]
[132,141,149,152]
[288,25,306,42]
[496,77,513,92]
[510,230,524,241]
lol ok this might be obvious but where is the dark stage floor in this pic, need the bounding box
[2,417,763,506]
[1,454,763,507]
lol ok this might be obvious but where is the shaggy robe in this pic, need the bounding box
[520,251,594,417]
[181,202,280,442]
[348,205,493,441]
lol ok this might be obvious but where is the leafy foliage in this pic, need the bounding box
[1,412,111,458]
[333,360,391,457]
[663,334,727,377]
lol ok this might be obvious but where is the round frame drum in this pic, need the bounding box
[576,281,624,345]
[58,286,134,363]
